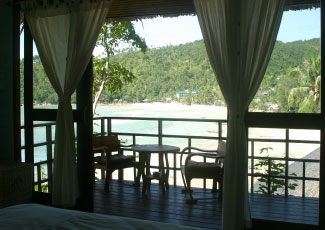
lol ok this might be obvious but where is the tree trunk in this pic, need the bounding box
[92,56,110,115]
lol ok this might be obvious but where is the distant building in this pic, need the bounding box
[165,97,172,103]
[141,99,149,103]
[176,89,200,100]
[176,90,189,99]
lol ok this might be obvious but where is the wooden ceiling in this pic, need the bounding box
[106,0,320,21]
[107,0,195,20]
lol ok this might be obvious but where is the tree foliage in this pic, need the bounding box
[282,56,320,113]
[93,59,135,94]
[93,21,147,113]
[254,147,298,195]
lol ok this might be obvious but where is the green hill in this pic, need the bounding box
[25,38,320,107]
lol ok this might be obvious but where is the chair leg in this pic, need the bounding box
[118,169,123,182]
[185,178,197,204]
[101,169,105,180]
[218,180,223,201]
[159,179,165,194]
[181,171,192,194]
[212,179,218,193]
[104,171,111,192]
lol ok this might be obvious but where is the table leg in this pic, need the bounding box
[159,153,165,194]
[146,153,151,189]
[164,152,169,190]
[134,153,142,186]
[137,152,147,194]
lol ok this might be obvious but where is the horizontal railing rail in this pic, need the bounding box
[21,116,320,198]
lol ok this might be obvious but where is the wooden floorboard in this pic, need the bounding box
[93,180,319,229]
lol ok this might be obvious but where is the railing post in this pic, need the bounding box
[268,159,271,195]
[285,129,289,197]
[303,161,306,198]
[46,124,53,193]
[218,121,222,141]
[37,164,41,192]
[133,135,137,182]
[107,118,112,135]
[158,119,163,145]
[100,119,106,179]
[204,155,207,189]
[251,140,255,193]
[174,151,177,186]
[101,118,105,136]
[158,119,163,183]
[188,137,192,188]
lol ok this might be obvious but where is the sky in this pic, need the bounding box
[92,8,320,56]
[131,8,320,48]
[23,8,321,57]
[135,9,320,47]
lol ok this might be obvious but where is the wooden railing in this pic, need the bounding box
[21,122,55,192]
[93,116,227,189]
[249,137,320,197]
[21,117,320,198]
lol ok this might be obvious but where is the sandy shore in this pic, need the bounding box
[97,102,228,114]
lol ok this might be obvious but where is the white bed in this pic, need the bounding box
[0,203,203,230]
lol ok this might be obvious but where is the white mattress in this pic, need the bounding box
[0,203,203,230]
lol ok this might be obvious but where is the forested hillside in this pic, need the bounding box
[25,38,320,110]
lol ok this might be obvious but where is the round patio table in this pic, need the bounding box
[132,144,180,194]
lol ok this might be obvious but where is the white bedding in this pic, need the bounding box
[0,204,203,230]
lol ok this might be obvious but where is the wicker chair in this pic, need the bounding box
[180,141,226,203]
[93,135,138,192]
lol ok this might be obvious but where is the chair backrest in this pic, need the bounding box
[93,135,120,152]
[217,141,226,156]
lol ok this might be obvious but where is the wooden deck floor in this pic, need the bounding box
[93,180,319,229]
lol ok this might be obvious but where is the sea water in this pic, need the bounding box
[22,103,228,163]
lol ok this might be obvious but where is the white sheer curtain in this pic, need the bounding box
[193,0,285,229]
[22,0,111,207]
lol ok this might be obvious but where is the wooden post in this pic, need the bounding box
[320,0,325,228]
[24,19,34,164]
[13,5,21,162]
[76,57,94,212]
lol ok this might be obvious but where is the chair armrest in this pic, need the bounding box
[182,146,218,153]
[185,152,224,166]
[187,152,224,159]
[93,146,112,158]
[120,144,133,148]
[119,144,134,156]
[180,146,224,167]
[93,146,106,153]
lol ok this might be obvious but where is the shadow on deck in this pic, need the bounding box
[93,180,319,229]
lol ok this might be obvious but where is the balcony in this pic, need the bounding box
[22,116,320,229]
[94,180,318,229]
